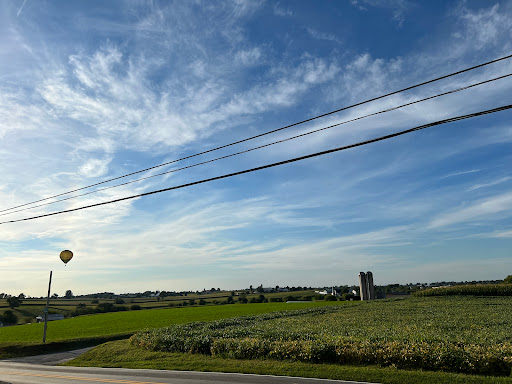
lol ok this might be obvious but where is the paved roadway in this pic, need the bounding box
[0,361,376,384]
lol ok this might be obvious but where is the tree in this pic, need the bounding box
[504,275,512,284]
[18,293,26,299]
[7,296,21,308]
[65,290,73,299]
[0,310,18,325]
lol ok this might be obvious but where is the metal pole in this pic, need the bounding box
[42,271,52,343]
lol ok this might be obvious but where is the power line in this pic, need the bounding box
[2,53,511,215]
[2,72,511,218]
[2,104,510,225]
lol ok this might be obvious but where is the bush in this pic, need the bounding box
[115,298,125,304]
[91,299,99,304]
[130,304,142,310]
[504,275,512,284]
[340,293,355,301]
[71,303,95,317]
[198,299,207,305]
[324,295,337,301]
[237,297,248,304]
[0,310,18,325]
[269,297,283,302]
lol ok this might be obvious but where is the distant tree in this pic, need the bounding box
[238,296,248,304]
[65,290,73,299]
[7,296,21,308]
[0,310,18,325]
[91,299,99,304]
[189,299,196,306]
[504,275,512,284]
[258,294,267,303]
[324,295,337,301]
[256,286,264,293]
[269,297,283,302]
[340,293,355,301]
[130,304,142,310]
[114,298,125,304]
[52,293,58,299]
[18,293,26,299]
[226,296,234,304]
[211,288,216,292]
[198,299,207,305]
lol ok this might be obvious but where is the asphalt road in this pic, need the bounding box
[0,362,376,384]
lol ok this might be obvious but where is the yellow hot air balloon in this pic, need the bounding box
[60,250,73,265]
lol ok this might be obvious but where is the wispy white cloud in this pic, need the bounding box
[306,28,341,43]
[429,192,512,229]
[441,169,481,179]
[273,3,293,17]
[467,176,512,191]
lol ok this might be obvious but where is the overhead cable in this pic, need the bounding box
[2,72,511,218]
[1,103,510,225]
[2,53,511,214]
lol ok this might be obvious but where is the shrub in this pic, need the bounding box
[115,298,125,304]
[91,299,99,304]
[0,310,18,325]
[324,295,337,301]
[130,304,142,310]
[340,293,355,301]
[237,297,248,304]
[269,297,283,302]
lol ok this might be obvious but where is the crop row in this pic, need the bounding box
[130,298,512,376]
[413,284,512,297]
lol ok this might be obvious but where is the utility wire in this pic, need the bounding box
[2,72,511,218]
[2,53,511,215]
[1,104,510,225]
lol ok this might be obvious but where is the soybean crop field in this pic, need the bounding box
[131,296,512,376]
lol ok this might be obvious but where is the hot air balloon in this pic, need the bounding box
[60,250,73,266]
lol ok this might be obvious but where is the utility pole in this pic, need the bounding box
[42,271,52,343]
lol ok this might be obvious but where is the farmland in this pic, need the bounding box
[0,289,318,325]
[130,296,512,376]
[0,300,342,346]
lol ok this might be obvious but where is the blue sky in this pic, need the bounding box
[0,0,511,296]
